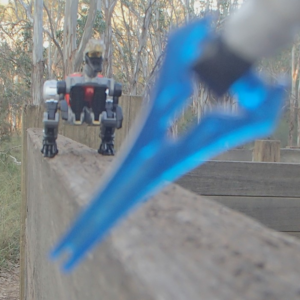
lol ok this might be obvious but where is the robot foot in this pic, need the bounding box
[41,139,59,158]
[98,141,115,156]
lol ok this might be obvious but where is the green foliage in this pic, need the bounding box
[0,9,31,136]
[259,46,292,78]
[271,111,291,148]
[77,7,88,43]
[0,135,21,270]
[177,106,197,134]
[93,10,106,35]
[77,5,105,45]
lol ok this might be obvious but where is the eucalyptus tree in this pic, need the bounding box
[0,1,32,135]
[32,0,44,104]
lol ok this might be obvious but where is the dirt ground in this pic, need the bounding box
[0,265,19,300]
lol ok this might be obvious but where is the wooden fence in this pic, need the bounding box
[20,95,143,299]
[20,97,300,299]
[176,160,300,238]
[21,128,300,300]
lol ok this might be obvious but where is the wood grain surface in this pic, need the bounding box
[21,128,300,300]
[176,160,300,197]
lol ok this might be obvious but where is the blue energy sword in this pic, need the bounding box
[51,18,287,271]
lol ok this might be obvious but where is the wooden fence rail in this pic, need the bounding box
[20,98,300,299]
[21,128,300,300]
[176,160,300,238]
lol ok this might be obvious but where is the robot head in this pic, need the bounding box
[83,39,105,77]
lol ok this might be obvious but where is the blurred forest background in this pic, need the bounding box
[0,0,298,146]
[0,0,299,269]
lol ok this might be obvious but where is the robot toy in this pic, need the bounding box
[41,39,123,158]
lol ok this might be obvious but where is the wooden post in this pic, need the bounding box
[253,140,281,162]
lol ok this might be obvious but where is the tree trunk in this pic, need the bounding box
[103,0,117,77]
[290,45,298,147]
[198,87,205,123]
[63,0,79,75]
[74,0,99,72]
[97,0,102,10]
[131,0,154,95]
[32,0,44,105]
[297,43,300,146]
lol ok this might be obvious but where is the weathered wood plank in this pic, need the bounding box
[213,149,252,161]
[253,140,281,162]
[176,160,300,197]
[207,196,300,232]
[209,148,300,163]
[285,232,300,239]
[23,128,300,300]
[20,108,28,300]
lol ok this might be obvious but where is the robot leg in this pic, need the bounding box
[98,122,116,156]
[115,105,123,129]
[98,100,117,156]
[41,100,59,158]
[60,98,69,121]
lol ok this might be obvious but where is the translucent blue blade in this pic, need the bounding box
[50,18,287,272]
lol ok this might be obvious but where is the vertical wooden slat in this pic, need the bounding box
[253,140,281,162]
[20,107,27,300]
